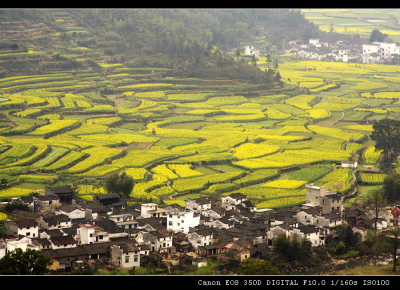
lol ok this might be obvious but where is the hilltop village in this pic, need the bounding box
[0,183,395,273]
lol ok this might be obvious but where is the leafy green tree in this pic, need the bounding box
[370,119,400,172]
[237,258,283,275]
[369,29,388,43]
[387,226,400,272]
[382,172,400,202]
[104,172,134,198]
[368,188,387,229]
[3,201,31,214]
[0,248,52,275]
[272,233,311,263]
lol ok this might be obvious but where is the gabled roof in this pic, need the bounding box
[227,193,247,201]
[15,219,37,229]
[42,229,64,237]
[192,197,211,205]
[50,235,77,246]
[298,225,320,234]
[94,220,125,234]
[44,214,71,226]
[117,243,139,253]
[46,185,74,194]
[59,204,82,213]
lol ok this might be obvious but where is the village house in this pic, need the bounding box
[225,241,251,262]
[140,203,168,219]
[57,203,89,220]
[187,228,213,249]
[108,211,139,230]
[244,45,260,57]
[94,193,127,212]
[5,219,39,238]
[305,184,343,213]
[110,242,141,269]
[205,215,235,229]
[3,236,40,254]
[292,224,324,247]
[49,235,77,250]
[135,229,173,253]
[167,208,200,233]
[221,193,248,211]
[79,223,109,244]
[201,207,224,220]
[185,197,211,214]
[45,185,75,204]
[39,214,71,230]
[341,160,358,169]
[362,42,400,63]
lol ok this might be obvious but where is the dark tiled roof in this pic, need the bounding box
[50,235,77,246]
[15,219,37,229]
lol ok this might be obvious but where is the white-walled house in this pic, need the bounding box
[363,43,380,54]
[309,38,320,45]
[341,160,357,168]
[39,214,72,230]
[167,209,200,233]
[4,236,40,254]
[135,230,173,252]
[110,243,141,269]
[108,212,139,230]
[244,45,260,57]
[5,219,39,238]
[57,204,87,219]
[185,197,211,214]
[362,42,400,63]
[291,225,324,247]
[140,203,167,219]
[187,229,213,249]
[79,223,110,244]
[49,235,77,249]
[221,193,248,210]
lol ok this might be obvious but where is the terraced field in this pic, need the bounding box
[2,16,400,209]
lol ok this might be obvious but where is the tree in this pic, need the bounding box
[369,29,388,43]
[3,201,31,213]
[382,172,400,202]
[370,119,400,173]
[237,258,283,275]
[272,233,311,263]
[368,188,387,229]
[104,172,134,198]
[0,248,52,275]
[387,226,400,272]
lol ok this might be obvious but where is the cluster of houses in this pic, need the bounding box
[0,183,395,273]
[284,38,400,64]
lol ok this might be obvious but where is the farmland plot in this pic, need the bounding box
[1,56,397,210]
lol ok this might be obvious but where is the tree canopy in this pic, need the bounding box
[382,172,400,202]
[370,119,400,172]
[0,248,52,275]
[103,172,134,198]
[237,258,283,275]
[369,29,388,43]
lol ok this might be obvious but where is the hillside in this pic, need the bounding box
[0,8,399,213]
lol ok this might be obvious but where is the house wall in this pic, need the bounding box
[187,232,213,249]
[80,224,98,244]
[167,211,200,233]
[111,245,140,269]
[363,44,380,53]
[19,225,39,238]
